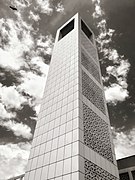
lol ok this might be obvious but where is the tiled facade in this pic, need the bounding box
[24,13,119,180]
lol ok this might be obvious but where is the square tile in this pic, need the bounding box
[65,131,72,145]
[66,121,72,133]
[50,150,57,164]
[63,158,71,174]
[52,138,58,150]
[48,163,56,179]
[57,146,64,161]
[34,168,42,180]
[37,155,44,168]
[64,144,72,158]
[28,170,35,180]
[58,135,65,147]
[43,152,50,166]
[63,174,71,180]
[55,161,63,177]
[72,156,79,172]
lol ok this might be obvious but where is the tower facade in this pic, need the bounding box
[24,14,119,180]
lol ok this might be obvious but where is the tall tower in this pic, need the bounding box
[24,13,119,180]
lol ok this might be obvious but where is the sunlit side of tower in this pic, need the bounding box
[24,13,119,180]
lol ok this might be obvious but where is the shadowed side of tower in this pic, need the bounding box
[24,13,119,180]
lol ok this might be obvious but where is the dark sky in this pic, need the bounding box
[0,0,135,178]
[33,0,135,132]
[103,0,135,131]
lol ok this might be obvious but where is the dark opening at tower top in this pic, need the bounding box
[59,19,74,40]
[81,20,93,41]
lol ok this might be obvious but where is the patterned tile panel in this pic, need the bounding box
[84,158,117,180]
[81,50,101,83]
[82,70,106,114]
[81,32,98,64]
[83,103,113,162]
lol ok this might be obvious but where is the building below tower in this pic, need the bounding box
[117,155,135,180]
[8,155,135,180]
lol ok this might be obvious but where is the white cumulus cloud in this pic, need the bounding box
[11,0,30,9]
[0,48,25,70]
[117,60,130,77]
[19,71,47,99]
[31,56,49,74]
[0,103,15,119]
[0,120,32,139]
[55,2,65,13]
[36,34,54,55]
[0,18,33,70]
[0,84,26,109]
[0,1,53,178]
[93,3,104,18]
[0,142,31,179]
[105,84,128,104]
[35,0,53,15]
[113,128,135,160]
[29,11,40,21]
[92,0,130,104]
[106,59,130,81]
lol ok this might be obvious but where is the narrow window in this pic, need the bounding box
[131,170,135,179]
[59,19,74,40]
[119,172,130,180]
[81,20,93,42]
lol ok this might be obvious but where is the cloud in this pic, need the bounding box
[106,59,130,84]
[0,120,32,139]
[0,142,30,179]
[92,3,104,18]
[0,103,15,119]
[0,1,53,127]
[113,128,135,159]
[36,34,54,55]
[34,104,41,115]
[117,60,130,77]
[19,71,48,99]
[0,6,52,106]
[0,1,53,178]
[0,18,33,70]
[92,0,130,104]
[31,56,49,74]
[29,10,40,21]
[11,0,30,9]
[0,48,25,70]
[55,2,65,13]
[105,84,128,104]
[35,0,53,15]
[0,84,26,109]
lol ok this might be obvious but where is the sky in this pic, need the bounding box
[0,0,135,179]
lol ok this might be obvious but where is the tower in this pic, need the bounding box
[24,13,119,180]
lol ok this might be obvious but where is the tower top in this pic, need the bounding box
[55,13,95,45]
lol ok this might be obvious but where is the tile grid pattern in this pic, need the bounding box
[24,15,85,180]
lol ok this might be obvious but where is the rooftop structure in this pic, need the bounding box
[118,155,135,180]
